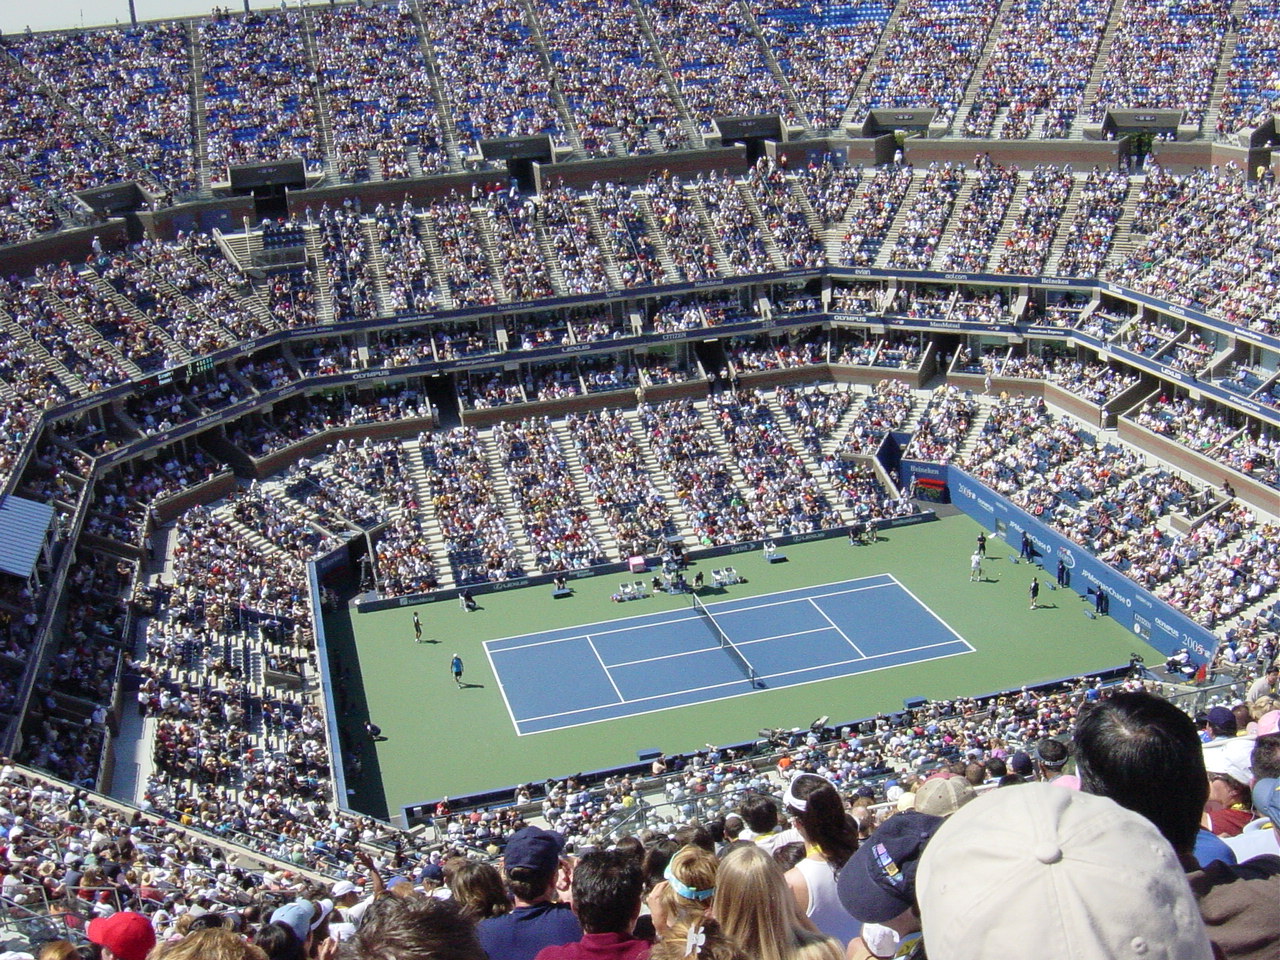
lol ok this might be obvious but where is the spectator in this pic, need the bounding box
[1202,737,1258,837]
[836,811,944,960]
[86,911,156,960]
[477,827,580,960]
[150,929,267,960]
[646,844,717,941]
[344,895,487,960]
[1031,737,1070,782]
[738,794,798,854]
[448,860,513,922]
[1247,665,1279,705]
[533,849,650,960]
[1072,691,1280,958]
[781,774,861,946]
[917,784,1214,960]
[254,923,307,960]
[712,844,842,960]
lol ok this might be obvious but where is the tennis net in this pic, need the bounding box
[690,593,758,686]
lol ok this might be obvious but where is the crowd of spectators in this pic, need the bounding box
[837,378,916,454]
[1090,0,1228,126]
[639,398,767,545]
[1055,168,1129,277]
[424,0,566,156]
[8,25,193,196]
[852,0,1001,126]
[419,426,526,584]
[838,164,914,266]
[536,0,684,155]
[493,417,609,571]
[885,162,964,270]
[1216,0,1280,136]
[7,14,1280,960]
[1047,358,1140,406]
[313,4,447,182]
[963,0,1106,138]
[0,658,1278,960]
[903,384,977,462]
[200,11,322,171]
[996,165,1073,275]
[643,0,789,130]
[371,204,443,317]
[940,156,1019,271]
[758,0,889,130]
[565,408,677,557]
[708,389,843,534]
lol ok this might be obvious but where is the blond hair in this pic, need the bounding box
[714,845,842,960]
[651,844,718,936]
[149,928,267,960]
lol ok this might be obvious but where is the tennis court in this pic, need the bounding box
[484,574,974,735]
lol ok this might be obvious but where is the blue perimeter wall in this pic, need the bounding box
[914,463,1217,664]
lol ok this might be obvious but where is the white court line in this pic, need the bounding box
[587,634,625,703]
[609,627,833,669]
[515,639,972,731]
[808,598,865,658]
[482,635,521,733]
[485,577,897,654]
[885,573,977,652]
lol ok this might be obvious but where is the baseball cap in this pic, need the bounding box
[837,811,943,923]
[1202,736,1254,787]
[86,911,157,960]
[914,776,975,817]
[917,784,1213,960]
[270,900,315,941]
[1252,710,1280,737]
[1252,778,1280,825]
[1008,751,1033,776]
[331,879,357,898]
[503,826,565,875]
[420,863,445,884]
[1206,706,1238,735]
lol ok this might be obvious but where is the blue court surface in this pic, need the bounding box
[484,574,974,735]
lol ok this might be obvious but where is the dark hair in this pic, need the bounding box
[672,824,715,853]
[571,850,644,936]
[254,922,305,960]
[1252,733,1280,780]
[1073,692,1207,854]
[642,839,680,890]
[612,836,644,860]
[997,774,1024,787]
[786,775,858,869]
[1033,737,1070,770]
[738,795,779,835]
[345,895,486,960]
[771,841,806,871]
[503,844,562,906]
[985,758,1007,779]
[188,913,226,932]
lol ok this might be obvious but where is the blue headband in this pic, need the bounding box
[664,863,714,901]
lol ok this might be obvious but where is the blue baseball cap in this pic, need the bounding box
[270,900,314,941]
